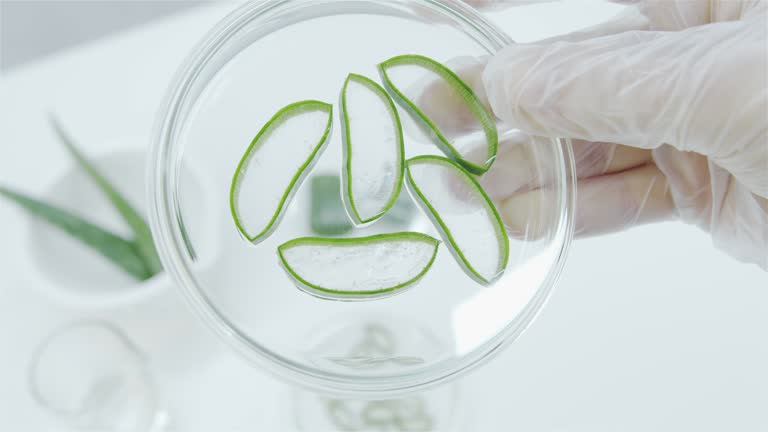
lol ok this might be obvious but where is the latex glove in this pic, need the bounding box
[421,0,768,269]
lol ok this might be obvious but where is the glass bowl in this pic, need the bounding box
[150,0,575,396]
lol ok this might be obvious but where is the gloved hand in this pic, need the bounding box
[421,0,768,269]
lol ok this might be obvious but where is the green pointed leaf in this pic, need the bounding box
[0,186,151,281]
[50,116,162,275]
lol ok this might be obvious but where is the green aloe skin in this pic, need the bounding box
[278,233,440,301]
[228,55,509,297]
[230,100,333,244]
[340,73,405,226]
[378,54,499,175]
[405,155,509,285]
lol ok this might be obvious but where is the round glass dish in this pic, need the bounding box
[150,0,575,396]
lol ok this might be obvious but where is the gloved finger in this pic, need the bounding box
[410,7,648,131]
[632,0,765,30]
[465,0,758,28]
[409,5,648,140]
[461,0,648,43]
[484,19,768,197]
[477,133,651,201]
[652,145,768,270]
[536,2,650,43]
[651,146,712,226]
[499,163,675,238]
[410,5,650,127]
[484,29,665,147]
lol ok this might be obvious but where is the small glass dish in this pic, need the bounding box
[150,0,575,396]
[28,321,170,431]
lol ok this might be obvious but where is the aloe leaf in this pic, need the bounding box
[50,116,162,276]
[310,175,354,236]
[378,54,498,175]
[340,73,404,225]
[230,100,333,244]
[384,192,416,225]
[0,186,151,280]
[278,233,440,301]
[405,155,509,285]
[310,175,416,236]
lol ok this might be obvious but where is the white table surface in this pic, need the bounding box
[1,2,766,431]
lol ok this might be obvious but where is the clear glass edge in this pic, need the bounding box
[148,0,576,397]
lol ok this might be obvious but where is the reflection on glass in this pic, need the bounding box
[28,320,170,431]
[295,321,459,431]
[326,397,434,432]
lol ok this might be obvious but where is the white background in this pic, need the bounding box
[0,1,766,430]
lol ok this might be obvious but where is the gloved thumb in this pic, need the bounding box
[483,29,669,148]
[482,19,766,161]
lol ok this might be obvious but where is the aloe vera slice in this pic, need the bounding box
[230,101,333,243]
[0,186,151,280]
[340,73,404,225]
[50,116,162,276]
[378,54,498,175]
[405,156,508,285]
[278,233,440,301]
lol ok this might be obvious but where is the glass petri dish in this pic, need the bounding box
[150,0,575,396]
